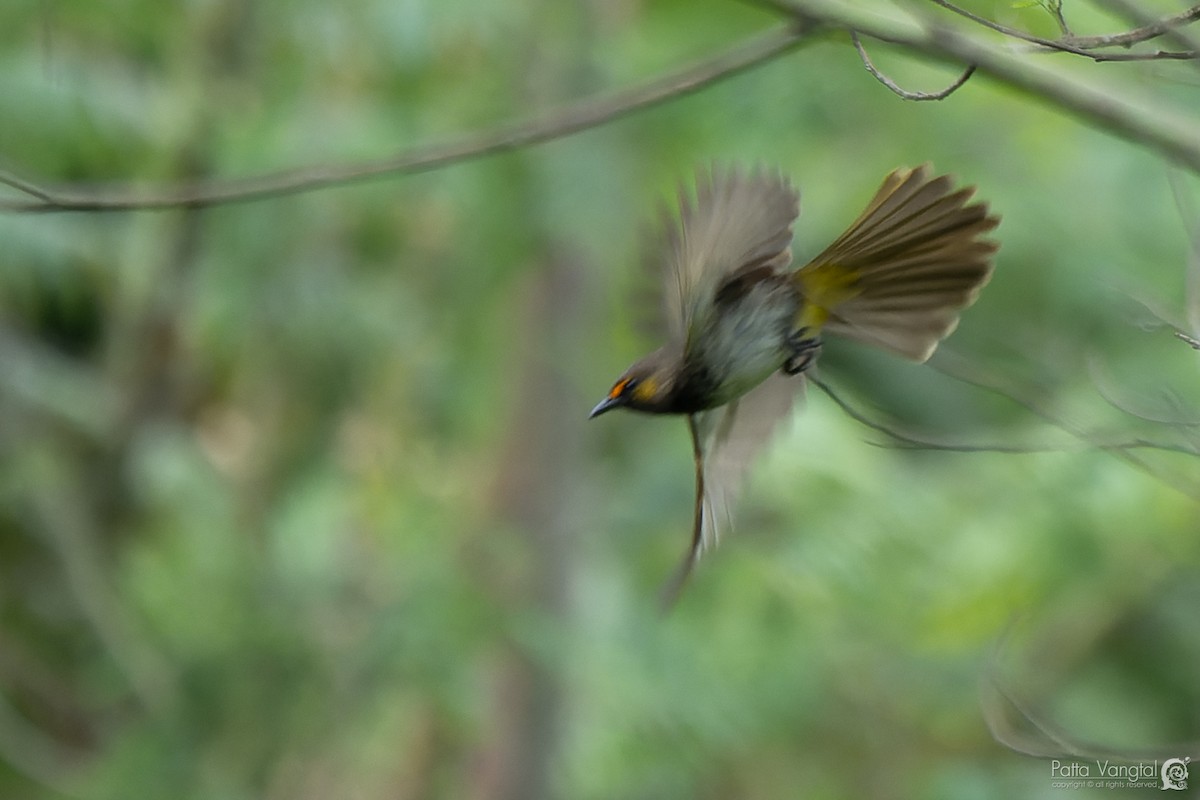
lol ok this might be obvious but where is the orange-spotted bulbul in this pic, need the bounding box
[589,164,999,604]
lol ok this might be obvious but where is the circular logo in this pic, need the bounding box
[1161,757,1190,791]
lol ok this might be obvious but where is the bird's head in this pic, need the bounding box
[589,349,677,418]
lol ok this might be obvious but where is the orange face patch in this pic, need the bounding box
[608,378,630,400]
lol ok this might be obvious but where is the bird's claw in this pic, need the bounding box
[783,329,822,375]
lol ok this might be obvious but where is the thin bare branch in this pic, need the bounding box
[810,375,1200,457]
[1122,289,1200,352]
[929,350,1200,501]
[1086,353,1200,427]
[1066,3,1200,49]
[755,0,1200,173]
[5,0,1197,213]
[928,0,1101,57]
[1083,48,1197,62]
[984,651,1200,762]
[0,170,54,202]
[931,0,1198,60]
[0,26,811,213]
[851,32,976,99]
[1090,0,1200,60]
[809,375,944,448]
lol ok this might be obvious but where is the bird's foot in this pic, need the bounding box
[783,329,822,375]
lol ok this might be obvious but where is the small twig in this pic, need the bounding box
[932,0,1199,61]
[1065,3,1200,49]
[0,170,54,202]
[810,373,1038,453]
[1121,287,1200,353]
[930,350,1200,501]
[1177,330,1200,349]
[755,0,1200,173]
[0,25,811,213]
[851,32,976,100]
[810,375,956,449]
[810,375,1200,456]
[984,645,1200,762]
[1045,0,1073,37]
[1085,48,1197,62]
[1090,0,1200,61]
[1086,353,1200,427]
[929,0,1099,56]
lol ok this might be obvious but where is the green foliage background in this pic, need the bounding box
[1,1,1199,798]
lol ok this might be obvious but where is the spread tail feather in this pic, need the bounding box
[793,165,999,362]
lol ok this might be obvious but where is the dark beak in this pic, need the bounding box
[589,395,623,419]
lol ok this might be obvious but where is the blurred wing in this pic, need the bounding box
[660,372,804,607]
[660,166,800,344]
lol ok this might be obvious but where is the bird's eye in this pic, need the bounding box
[611,377,637,397]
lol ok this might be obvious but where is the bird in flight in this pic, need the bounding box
[590,164,999,605]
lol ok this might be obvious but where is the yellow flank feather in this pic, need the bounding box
[785,165,998,361]
[793,261,860,333]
